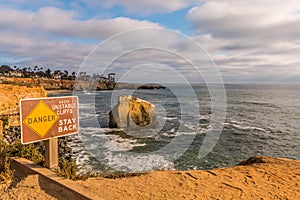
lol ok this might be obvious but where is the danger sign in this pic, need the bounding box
[20,96,79,144]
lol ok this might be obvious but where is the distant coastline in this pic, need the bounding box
[0,77,165,92]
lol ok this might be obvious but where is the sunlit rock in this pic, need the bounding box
[109,95,157,128]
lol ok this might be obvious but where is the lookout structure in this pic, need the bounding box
[108,73,115,83]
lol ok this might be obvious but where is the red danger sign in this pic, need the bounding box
[20,96,79,144]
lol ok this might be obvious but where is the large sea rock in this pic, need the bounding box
[109,95,157,128]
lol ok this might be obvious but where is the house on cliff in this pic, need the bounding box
[9,70,23,77]
[89,72,116,83]
[0,65,23,77]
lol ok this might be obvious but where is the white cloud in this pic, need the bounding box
[0,7,161,40]
[187,0,300,82]
[188,0,300,39]
[0,6,161,71]
[0,29,95,68]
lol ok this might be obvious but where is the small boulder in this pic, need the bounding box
[109,95,157,128]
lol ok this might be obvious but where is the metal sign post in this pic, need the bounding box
[20,96,79,169]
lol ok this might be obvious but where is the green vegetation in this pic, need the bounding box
[103,170,145,179]
[0,137,93,181]
[0,138,44,184]
[57,158,94,180]
[0,139,14,183]
[57,158,77,180]
[101,165,145,179]
[0,64,77,80]
[8,142,44,165]
[0,116,9,128]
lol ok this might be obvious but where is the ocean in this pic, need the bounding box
[51,84,300,173]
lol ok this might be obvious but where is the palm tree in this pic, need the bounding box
[45,68,51,78]
[22,67,28,78]
[63,70,69,80]
[34,66,38,72]
[71,71,76,80]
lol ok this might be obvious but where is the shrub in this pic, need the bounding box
[8,142,44,166]
[57,158,77,180]
[0,116,9,128]
[0,139,14,183]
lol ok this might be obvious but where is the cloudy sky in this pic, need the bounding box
[1,0,300,83]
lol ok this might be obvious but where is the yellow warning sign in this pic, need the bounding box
[23,101,59,138]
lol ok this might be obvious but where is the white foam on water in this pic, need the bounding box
[161,116,178,120]
[174,131,198,136]
[79,127,105,136]
[160,132,177,137]
[199,114,211,120]
[104,151,174,172]
[80,112,97,119]
[224,120,267,132]
[79,103,94,109]
[75,154,90,166]
[183,123,197,130]
[197,126,213,134]
[80,127,122,135]
[104,135,146,151]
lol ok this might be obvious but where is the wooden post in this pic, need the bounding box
[45,138,58,169]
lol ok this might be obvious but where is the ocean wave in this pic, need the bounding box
[224,120,267,132]
[79,112,97,119]
[104,134,146,151]
[183,123,197,131]
[161,116,178,120]
[79,103,94,109]
[104,151,174,172]
[175,131,198,136]
[80,127,122,135]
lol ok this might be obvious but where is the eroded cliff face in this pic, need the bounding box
[0,77,74,90]
[109,95,157,128]
[0,84,47,135]
[0,77,116,91]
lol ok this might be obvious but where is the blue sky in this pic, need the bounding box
[0,0,300,83]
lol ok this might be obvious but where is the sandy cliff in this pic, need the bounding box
[0,156,299,199]
[0,84,46,133]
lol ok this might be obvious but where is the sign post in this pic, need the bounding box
[45,138,58,169]
[20,96,79,169]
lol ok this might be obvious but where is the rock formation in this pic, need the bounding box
[109,95,157,128]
